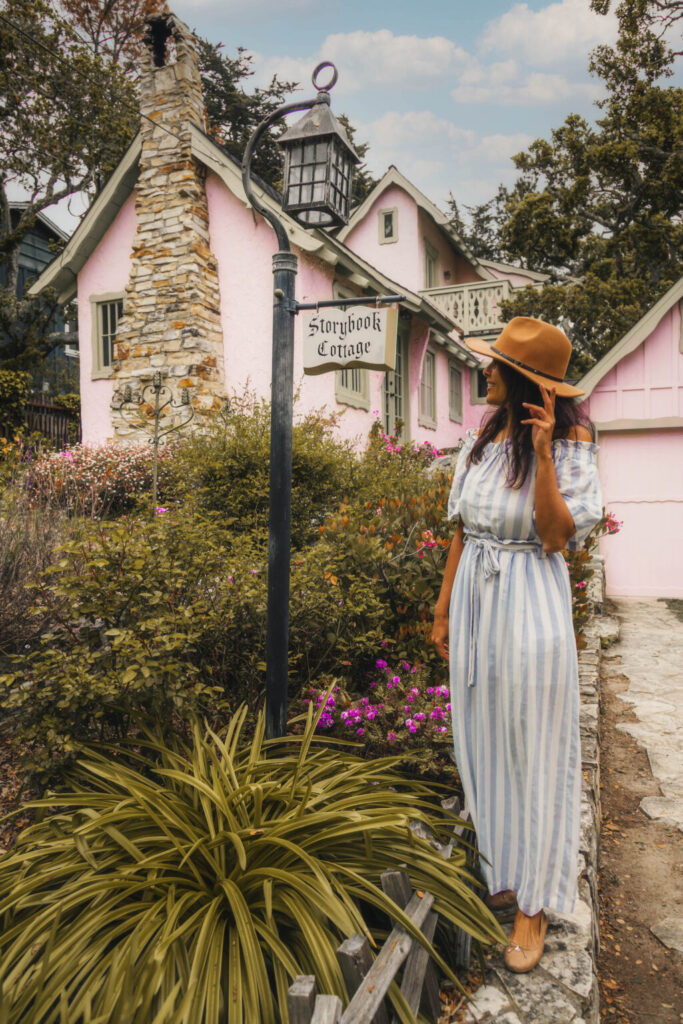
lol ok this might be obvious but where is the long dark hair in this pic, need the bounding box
[469,359,594,488]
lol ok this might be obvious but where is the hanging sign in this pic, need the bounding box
[302,305,398,375]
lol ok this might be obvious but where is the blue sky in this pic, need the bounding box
[171,0,620,210]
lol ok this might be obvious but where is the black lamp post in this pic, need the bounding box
[241,63,358,740]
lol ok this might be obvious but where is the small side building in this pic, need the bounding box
[580,278,683,598]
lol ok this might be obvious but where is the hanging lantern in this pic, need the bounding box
[279,62,359,228]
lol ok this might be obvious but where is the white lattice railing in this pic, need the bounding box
[421,279,512,334]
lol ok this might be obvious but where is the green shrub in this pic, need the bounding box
[171,394,356,548]
[0,709,503,1023]
[0,511,233,784]
[0,369,31,429]
[0,488,69,660]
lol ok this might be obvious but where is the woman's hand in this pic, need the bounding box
[431,612,449,662]
[521,384,556,458]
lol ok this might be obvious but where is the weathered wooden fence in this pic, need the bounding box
[287,800,477,1024]
[1,394,82,445]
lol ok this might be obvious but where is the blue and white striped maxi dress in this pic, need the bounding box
[447,431,602,916]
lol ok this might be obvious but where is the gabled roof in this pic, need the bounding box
[337,165,495,280]
[579,277,683,398]
[477,257,550,283]
[10,202,71,243]
[29,127,479,367]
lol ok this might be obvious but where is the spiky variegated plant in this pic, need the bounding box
[0,705,503,1023]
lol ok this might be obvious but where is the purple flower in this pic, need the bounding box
[387,731,397,742]
[413,712,426,721]
[392,675,400,684]
[410,687,419,696]
[357,728,364,735]
[376,658,388,670]
[155,506,169,515]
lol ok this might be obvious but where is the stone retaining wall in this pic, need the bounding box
[462,561,618,1024]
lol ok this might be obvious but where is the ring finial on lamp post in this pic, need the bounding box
[240,64,357,739]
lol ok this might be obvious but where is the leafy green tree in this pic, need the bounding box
[0,0,140,368]
[463,0,682,373]
[446,187,512,262]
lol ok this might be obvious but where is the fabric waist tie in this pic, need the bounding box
[462,531,544,687]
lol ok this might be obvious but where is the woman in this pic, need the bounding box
[431,316,602,973]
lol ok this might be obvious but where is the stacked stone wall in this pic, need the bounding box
[111,14,225,438]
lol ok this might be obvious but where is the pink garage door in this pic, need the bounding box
[597,428,683,598]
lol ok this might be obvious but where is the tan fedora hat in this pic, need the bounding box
[466,316,585,398]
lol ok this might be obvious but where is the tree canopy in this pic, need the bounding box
[454,0,682,374]
[0,0,375,372]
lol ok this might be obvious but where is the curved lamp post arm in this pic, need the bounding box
[240,98,319,252]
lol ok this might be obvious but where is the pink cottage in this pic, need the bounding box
[29,13,543,453]
[579,278,683,599]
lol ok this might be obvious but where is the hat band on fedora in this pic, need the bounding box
[490,346,565,383]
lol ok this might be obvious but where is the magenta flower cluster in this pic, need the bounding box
[303,658,452,749]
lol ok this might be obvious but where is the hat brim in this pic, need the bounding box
[465,337,585,398]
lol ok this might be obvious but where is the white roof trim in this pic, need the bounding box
[337,165,495,280]
[579,277,683,398]
[10,202,71,243]
[477,257,550,283]
[27,134,142,304]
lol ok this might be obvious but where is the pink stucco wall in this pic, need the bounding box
[77,195,137,443]
[418,210,481,288]
[582,300,683,597]
[343,184,421,288]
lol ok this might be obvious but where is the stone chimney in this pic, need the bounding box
[111,12,225,438]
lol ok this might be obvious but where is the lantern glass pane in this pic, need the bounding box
[303,142,316,162]
[302,163,314,183]
[291,144,302,163]
[315,141,328,161]
[289,164,301,184]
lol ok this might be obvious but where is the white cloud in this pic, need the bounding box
[453,63,601,105]
[253,30,472,94]
[480,0,617,68]
[356,109,533,209]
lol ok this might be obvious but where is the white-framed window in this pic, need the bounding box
[448,361,463,422]
[378,206,398,244]
[91,294,124,378]
[418,348,437,429]
[333,284,370,410]
[336,366,370,409]
[470,366,488,405]
[424,240,439,288]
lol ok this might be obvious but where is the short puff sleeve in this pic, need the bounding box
[552,440,603,551]
[447,430,478,523]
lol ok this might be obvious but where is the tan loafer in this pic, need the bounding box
[503,911,548,973]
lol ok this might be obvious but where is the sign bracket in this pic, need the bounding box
[293,294,405,313]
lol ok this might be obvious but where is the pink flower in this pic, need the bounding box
[392,675,400,684]
[575,580,587,589]
[376,659,388,670]
[155,506,169,514]
[357,728,364,736]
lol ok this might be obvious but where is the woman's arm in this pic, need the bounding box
[522,386,592,553]
[431,522,465,661]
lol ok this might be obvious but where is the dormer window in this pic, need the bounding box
[378,207,398,244]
